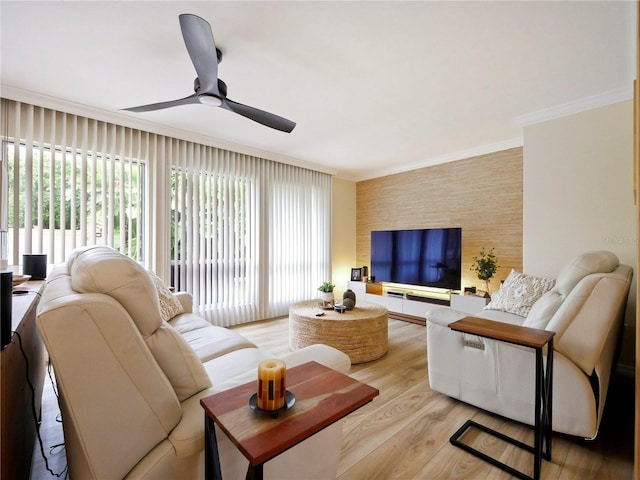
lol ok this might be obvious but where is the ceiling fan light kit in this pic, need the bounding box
[122,13,296,133]
[198,94,222,107]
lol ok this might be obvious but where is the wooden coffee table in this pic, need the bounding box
[289,300,388,364]
[200,361,379,480]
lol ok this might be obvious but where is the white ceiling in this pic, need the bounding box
[0,1,635,181]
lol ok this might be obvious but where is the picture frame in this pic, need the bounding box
[350,268,362,281]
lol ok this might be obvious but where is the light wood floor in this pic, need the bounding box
[31,317,633,479]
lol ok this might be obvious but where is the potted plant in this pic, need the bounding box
[318,281,335,308]
[471,247,499,294]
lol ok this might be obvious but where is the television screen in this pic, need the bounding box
[370,228,462,290]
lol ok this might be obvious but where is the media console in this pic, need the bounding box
[346,281,489,324]
[405,293,450,305]
[346,281,447,323]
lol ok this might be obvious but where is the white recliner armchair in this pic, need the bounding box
[426,251,632,439]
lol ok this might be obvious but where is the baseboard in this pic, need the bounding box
[388,312,426,326]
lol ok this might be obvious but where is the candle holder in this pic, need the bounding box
[251,359,295,417]
[249,390,296,418]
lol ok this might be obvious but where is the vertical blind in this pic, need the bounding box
[2,99,332,326]
[168,138,332,326]
[2,101,147,266]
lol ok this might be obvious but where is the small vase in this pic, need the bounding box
[321,291,335,308]
[343,289,356,310]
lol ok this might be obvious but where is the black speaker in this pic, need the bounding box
[1,271,12,350]
[23,254,47,280]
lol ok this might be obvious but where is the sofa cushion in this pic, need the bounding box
[281,344,352,374]
[168,389,215,457]
[203,348,271,387]
[69,245,163,336]
[521,252,619,331]
[484,269,555,318]
[523,290,564,330]
[554,251,618,296]
[547,266,632,374]
[210,345,353,394]
[170,313,257,362]
[146,323,213,401]
[69,246,211,401]
[148,271,184,321]
[475,308,526,326]
[173,292,193,313]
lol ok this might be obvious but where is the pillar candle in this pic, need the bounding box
[257,359,286,411]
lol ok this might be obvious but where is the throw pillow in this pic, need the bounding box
[148,271,184,321]
[484,269,555,318]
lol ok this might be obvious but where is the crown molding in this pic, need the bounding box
[0,84,337,176]
[514,86,632,127]
[2,83,631,183]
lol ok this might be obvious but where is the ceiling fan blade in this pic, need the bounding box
[222,99,296,133]
[179,13,219,95]
[122,94,200,112]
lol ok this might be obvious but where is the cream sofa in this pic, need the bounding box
[426,251,632,440]
[36,245,351,480]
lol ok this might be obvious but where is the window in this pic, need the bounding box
[6,140,145,263]
[168,142,332,327]
[2,100,332,327]
[171,167,255,310]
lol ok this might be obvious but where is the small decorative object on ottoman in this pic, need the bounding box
[318,281,335,308]
[343,289,356,310]
[343,298,355,311]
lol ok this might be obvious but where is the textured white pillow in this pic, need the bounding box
[485,269,555,318]
[148,271,184,321]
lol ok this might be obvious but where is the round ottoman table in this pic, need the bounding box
[289,300,388,364]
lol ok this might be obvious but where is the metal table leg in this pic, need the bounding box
[204,414,223,480]
[246,464,263,480]
[449,342,553,480]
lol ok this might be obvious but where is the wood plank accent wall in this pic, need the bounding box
[356,147,523,292]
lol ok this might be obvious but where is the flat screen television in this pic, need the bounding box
[370,228,462,290]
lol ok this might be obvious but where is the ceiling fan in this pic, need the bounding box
[122,13,296,133]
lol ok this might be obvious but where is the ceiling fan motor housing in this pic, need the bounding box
[194,78,226,106]
[193,77,227,97]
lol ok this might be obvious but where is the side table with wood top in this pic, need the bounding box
[448,316,555,480]
[200,361,379,480]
